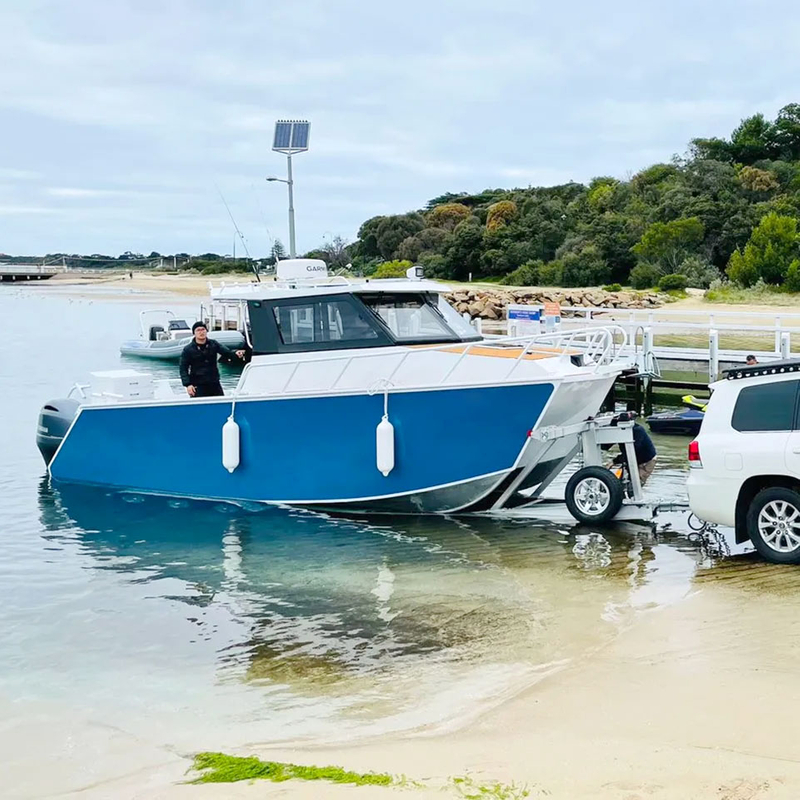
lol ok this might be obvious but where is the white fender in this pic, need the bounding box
[222,416,240,473]
[376,415,394,476]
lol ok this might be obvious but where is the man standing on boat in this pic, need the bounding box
[179,322,245,397]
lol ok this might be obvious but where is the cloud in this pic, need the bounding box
[0,0,799,254]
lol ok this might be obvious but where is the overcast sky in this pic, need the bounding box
[1,0,799,257]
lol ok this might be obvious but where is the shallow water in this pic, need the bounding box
[0,284,757,772]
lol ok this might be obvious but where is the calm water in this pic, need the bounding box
[0,284,747,765]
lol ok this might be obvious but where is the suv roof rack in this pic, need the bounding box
[724,359,800,380]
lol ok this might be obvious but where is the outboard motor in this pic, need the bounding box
[36,398,80,465]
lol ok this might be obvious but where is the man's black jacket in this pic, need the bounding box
[179,339,236,387]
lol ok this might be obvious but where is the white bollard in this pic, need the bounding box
[781,331,791,359]
[642,326,654,374]
[709,329,719,384]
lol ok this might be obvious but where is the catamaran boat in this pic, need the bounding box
[120,309,246,360]
[36,259,630,514]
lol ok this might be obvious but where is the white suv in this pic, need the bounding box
[687,362,800,564]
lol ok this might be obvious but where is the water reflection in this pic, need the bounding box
[34,480,740,740]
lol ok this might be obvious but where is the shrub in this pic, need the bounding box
[417,252,448,278]
[785,260,800,292]
[629,263,663,289]
[538,260,564,286]
[658,273,688,291]
[372,259,413,279]
[678,256,720,289]
[727,248,759,287]
[602,283,622,292]
[560,245,611,287]
[501,259,542,286]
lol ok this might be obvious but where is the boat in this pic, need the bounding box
[646,395,706,436]
[37,259,632,515]
[120,310,245,360]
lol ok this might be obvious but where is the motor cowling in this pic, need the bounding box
[36,398,80,465]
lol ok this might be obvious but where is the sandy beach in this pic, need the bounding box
[5,556,799,800]
[39,272,800,320]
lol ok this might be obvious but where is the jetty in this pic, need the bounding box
[0,263,64,282]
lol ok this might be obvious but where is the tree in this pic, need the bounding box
[729,114,775,164]
[444,221,483,280]
[560,244,611,287]
[770,103,800,161]
[375,214,425,259]
[727,212,800,286]
[485,200,517,231]
[271,240,287,262]
[690,137,733,163]
[318,235,350,270]
[738,166,780,194]
[427,203,471,230]
[632,217,705,272]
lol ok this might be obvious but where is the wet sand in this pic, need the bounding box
[45,271,259,297]
[11,561,800,800]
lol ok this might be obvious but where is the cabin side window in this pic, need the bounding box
[272,298,381,345]
[248,295,390,353]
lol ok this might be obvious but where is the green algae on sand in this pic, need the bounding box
[189,752,394,787]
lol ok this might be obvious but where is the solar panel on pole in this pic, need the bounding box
[290,122,309,150]
[272,120,310,154]
[270,119,310,259]
[273,121,292,150]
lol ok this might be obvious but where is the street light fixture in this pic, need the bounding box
[269,119,310,258]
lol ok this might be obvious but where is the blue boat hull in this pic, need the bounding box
[50,383,555,512]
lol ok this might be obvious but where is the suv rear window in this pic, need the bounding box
[731,380,799,432]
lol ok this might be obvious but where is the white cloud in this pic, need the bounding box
[0,0,799,254]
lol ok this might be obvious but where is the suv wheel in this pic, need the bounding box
[746,487,800,564]
[565,466,623,524]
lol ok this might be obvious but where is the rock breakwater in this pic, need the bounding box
[445,287,664,320]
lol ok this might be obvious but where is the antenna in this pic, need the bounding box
[215,184,260,282]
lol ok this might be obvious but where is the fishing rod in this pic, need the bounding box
[215,184,260,283]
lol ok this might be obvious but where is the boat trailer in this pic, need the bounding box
[498,414,687,525]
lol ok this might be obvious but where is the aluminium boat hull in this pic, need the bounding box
[47,374,615,514]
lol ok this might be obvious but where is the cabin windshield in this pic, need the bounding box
[359,293,477,343]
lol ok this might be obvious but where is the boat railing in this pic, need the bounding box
[233,325,629,402]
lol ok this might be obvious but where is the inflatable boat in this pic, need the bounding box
[120,310,245,361]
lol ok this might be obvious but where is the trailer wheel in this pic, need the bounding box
[565,466,623,524]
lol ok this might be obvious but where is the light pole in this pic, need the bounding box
[266,173,294,257]
[269,119,310,259]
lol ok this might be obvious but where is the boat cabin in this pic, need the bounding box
[210,259,480,356]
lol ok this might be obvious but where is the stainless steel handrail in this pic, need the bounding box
[233,326,629,400]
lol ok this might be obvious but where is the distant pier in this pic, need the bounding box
[0,263,63,282]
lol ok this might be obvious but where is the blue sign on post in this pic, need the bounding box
[507,304,542,336]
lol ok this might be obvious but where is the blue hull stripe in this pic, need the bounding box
[51,383,553,503]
